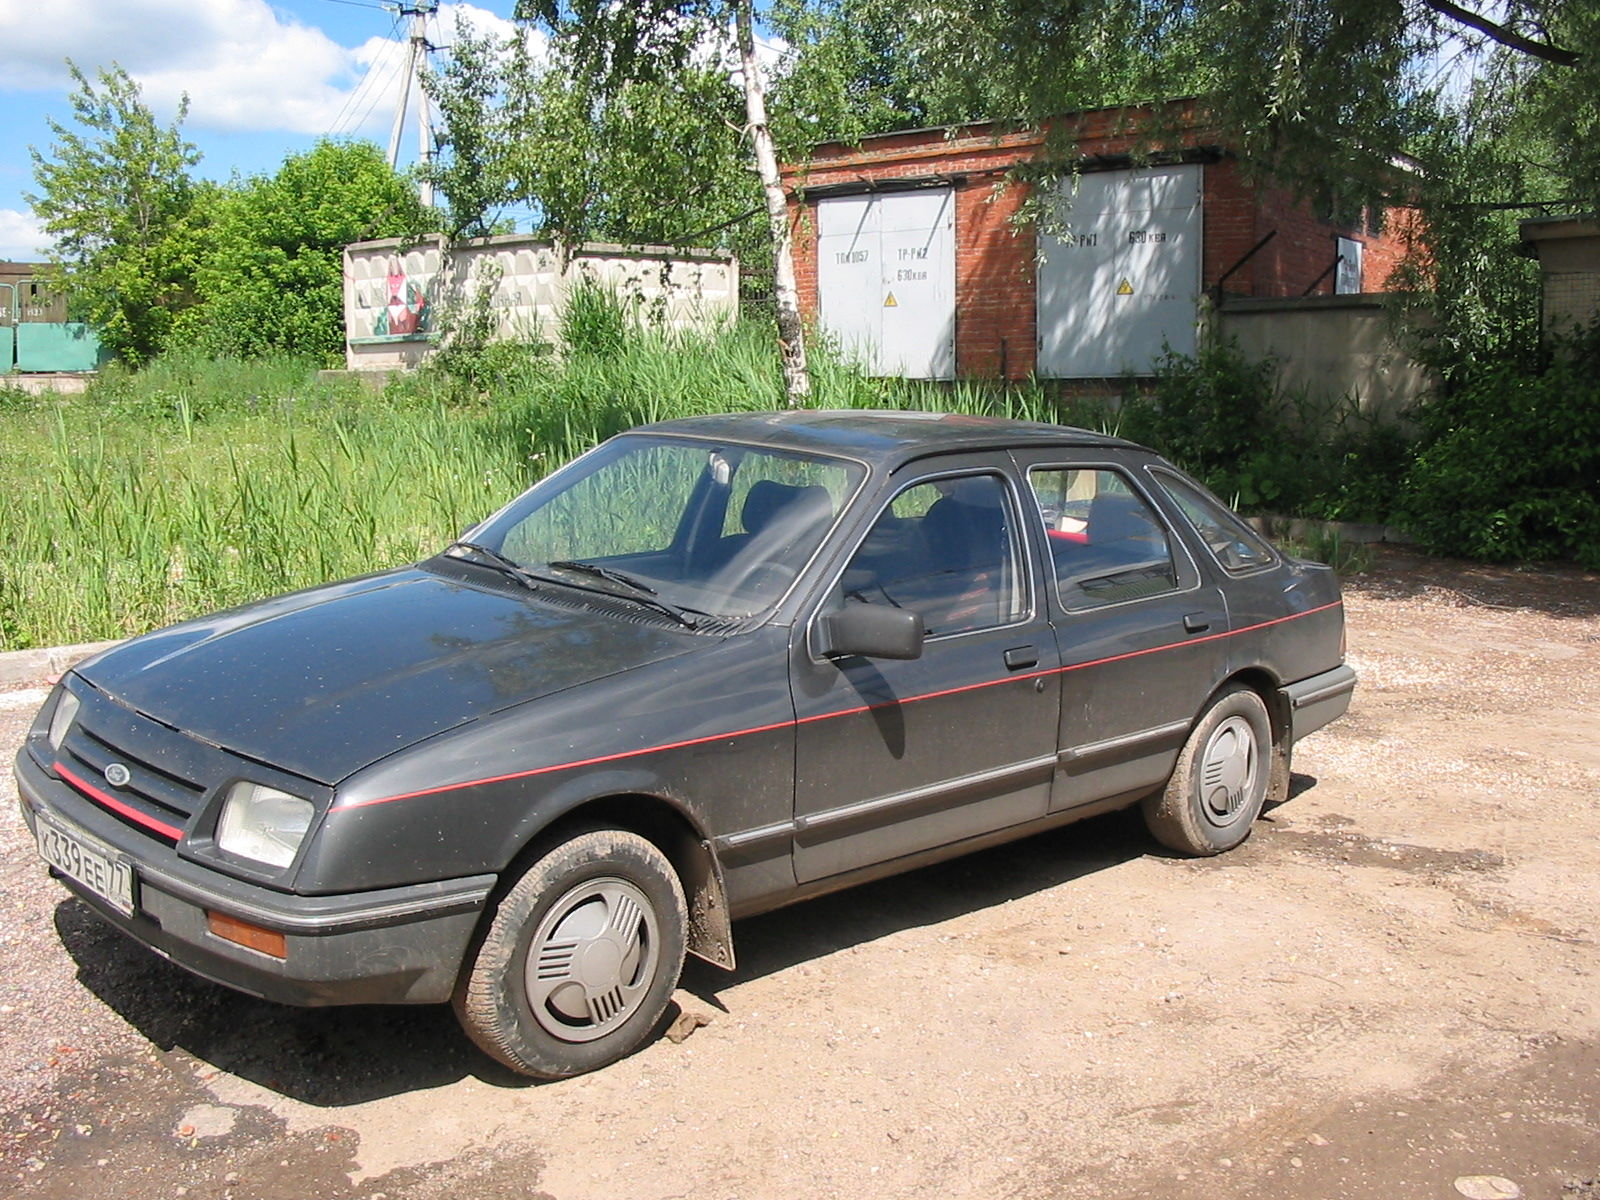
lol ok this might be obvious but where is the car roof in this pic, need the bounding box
[634,409,1141,470]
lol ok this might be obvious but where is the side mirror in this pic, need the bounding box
[816,604,925,661]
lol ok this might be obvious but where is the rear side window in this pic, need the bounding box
[1029,467,1179,610]
[1154,470,1277,572]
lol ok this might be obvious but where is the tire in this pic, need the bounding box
[1142,684,1273,856]
[453,829,687,1079]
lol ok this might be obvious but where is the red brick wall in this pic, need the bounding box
[1201,159,1267,299]
[1362,207,1425,290]
[786,126,1047,380]
[782,103,1419,379]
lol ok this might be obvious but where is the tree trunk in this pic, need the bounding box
[735,0,809,406]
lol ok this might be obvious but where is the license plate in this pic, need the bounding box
[35,811,137,917]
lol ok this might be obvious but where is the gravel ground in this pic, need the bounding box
[2,547,1597,1200]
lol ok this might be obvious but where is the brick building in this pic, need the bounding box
[781,102,1418,381]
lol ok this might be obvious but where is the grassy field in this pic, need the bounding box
[1,326,1097,650]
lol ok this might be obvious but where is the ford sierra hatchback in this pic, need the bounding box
[17,411,1354,1078]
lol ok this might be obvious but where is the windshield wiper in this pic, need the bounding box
[548,559,658,594]
[444,541,541,591]
[544,560,700,629]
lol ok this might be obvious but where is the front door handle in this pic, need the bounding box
[1183,612,1211,634]
[1004,645,1039,670]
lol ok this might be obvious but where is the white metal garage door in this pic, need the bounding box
[816,188,955,380]
[1036,164,1202,378]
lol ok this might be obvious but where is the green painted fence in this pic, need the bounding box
[8,322,104,372]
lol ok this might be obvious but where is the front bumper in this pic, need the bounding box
[15,748,494,1007]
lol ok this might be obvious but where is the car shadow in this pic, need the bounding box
[1261,770,1319,818]
[52,898,528,1105]
[679,804,1156,1006]
[53,782,1320,1107]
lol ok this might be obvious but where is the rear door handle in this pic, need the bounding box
[1182,612,1210,634]
[1004,645,1039,670]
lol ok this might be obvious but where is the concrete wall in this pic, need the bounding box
[1218,295,1432,419]
[1519,215,1600,336]
[343,234,738,371]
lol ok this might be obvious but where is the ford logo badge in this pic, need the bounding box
[104,763,132,788]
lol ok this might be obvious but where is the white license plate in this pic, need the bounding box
[36,811,137,917]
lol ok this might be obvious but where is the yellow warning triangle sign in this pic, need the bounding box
[883,292,899,307]
[1116,278,1134,296]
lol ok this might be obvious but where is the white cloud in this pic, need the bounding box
[0,1,526,138]
[433,3,519,49]
[0,208,49,262]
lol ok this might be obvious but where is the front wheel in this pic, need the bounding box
[1142,684,1272,856]
[453,829,687,1078]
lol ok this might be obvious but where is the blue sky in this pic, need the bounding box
[0,1,523,259]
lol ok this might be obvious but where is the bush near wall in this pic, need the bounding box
[1398,327,1600,570]
[1119,337,1411,525]
[1127,329,1600,571]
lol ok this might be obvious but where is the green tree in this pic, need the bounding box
[510,50,757,249]
[766,0,1208,148]
[829,1,1596,206]
[26,63,204,364]
[423,18,760,253]
[423,13,518,239]
[518,1,811,404]
[175,141,429,363]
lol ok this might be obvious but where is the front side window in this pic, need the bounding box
[1153,470,1276,572]
[1030,467,1180,610]
[468,435,863,620]
[836,473,1025,637]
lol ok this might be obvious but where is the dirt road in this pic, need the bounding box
[3,549,1598,1200]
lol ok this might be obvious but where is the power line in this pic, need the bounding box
[344,46,410,136]
[313,0,391,11]
[325,13,405,137]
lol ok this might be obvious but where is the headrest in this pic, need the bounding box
[1088,492,1159,546]
[742,480,833,537]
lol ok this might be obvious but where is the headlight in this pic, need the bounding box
[216,783,314,869]
[48,689,81,753]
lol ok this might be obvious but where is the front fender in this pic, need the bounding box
[295,627,797,899]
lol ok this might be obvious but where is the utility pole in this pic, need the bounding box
[385,0,438,208]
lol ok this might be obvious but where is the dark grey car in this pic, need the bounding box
[16,411,1354,1077]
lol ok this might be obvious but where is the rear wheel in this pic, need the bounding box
[454,829,687,1078]
[1142,684,1272,856]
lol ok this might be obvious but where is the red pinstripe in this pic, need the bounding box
[56,761,185,842]
[335,600,1343,813]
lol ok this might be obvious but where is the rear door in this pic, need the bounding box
[1012,450,1230,810]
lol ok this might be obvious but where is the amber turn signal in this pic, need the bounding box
[206,910,287,959]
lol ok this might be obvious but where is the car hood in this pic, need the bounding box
[74,567,701,785]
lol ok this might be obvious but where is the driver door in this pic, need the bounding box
[788,461,1062,883]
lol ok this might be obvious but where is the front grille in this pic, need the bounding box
[59,727,206,839]
[54,685,237,844]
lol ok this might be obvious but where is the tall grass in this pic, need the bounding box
[2,316,1112,650]
[2,362,520,649]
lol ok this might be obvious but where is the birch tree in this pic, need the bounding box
[517,1,811,404]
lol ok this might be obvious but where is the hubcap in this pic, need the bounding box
[1198,715,1259,827]
[525,878,659,1043]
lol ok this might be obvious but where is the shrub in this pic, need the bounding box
[1118,336,1407,520]
[1399,327,1600,568]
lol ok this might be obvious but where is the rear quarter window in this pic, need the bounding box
[1151,469,1277,573]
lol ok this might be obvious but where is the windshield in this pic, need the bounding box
[455,435,864,621]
